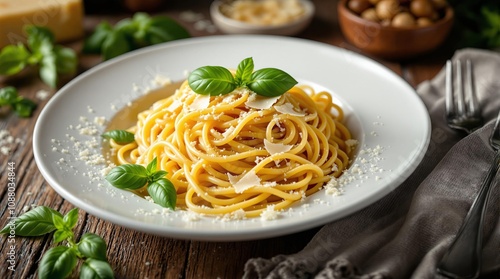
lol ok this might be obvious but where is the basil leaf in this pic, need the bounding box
[25,25,55,51]
[13,98,37,118]
[83,21,113,54]
[248,68,297,97]
[53,229,74,244]
[0,206,61,236]
[188,66,236,96]
[0,86,19,106]
[54,46,77,75]
[80,258,114,279]
[105,164,148,190]
[0,44,30,75]
[78,233,107,261]
[146,157,158,175]
[147,16,190,43]
[147,178,176,210]
[39,246,78,279]
[235,57,254,85]
[63,208,79,229]
[150,170,167,183]
[39,41,58,88]
[101,130,135,144]
[102,30,133,60]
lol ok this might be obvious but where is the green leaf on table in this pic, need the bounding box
[62,208,79,229]
[0,206,61,236]
[102,29,133,60]
[80,258,114,279]
[86,12,190,60]
[13,98,37,117]
[147,178,177,210]
[25,25,55,51]
[248,68,297,97]
[54,46,77,74]
[38,246,78,279]
[78,233,108,261]
[147,16,190,43]
[0,44,31,75]
[38,40,58,88]
[0,86,19,106]
[105,164,149,190]
[101,129,135,144]
[83,21,113,54]
[188,66,236,96]
[53,229,74,244]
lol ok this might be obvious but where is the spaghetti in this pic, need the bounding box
[108,80,354,218]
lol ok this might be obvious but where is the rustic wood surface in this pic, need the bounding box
[0,0,478,278]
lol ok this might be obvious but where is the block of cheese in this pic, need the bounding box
[0,0,84,48]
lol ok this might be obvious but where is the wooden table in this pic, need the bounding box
[0,1,457,278]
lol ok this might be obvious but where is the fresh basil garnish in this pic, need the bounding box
[105,157,177,210]
[148,178,177,210]
[188,57,297,97]
[188,65,237,96]
[105,164,149,190]
[101,129,135,144]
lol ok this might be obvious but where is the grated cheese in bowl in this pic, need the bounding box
[220,0,307,26]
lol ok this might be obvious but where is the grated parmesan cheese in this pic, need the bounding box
[245,93,281,110]
[228,170,262,193]
[274,103,306,116]
[260,205,279,220]
[263,139,293,155]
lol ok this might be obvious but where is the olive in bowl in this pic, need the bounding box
[338,0,454,59]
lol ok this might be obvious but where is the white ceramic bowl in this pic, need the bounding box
[210,0,315,36]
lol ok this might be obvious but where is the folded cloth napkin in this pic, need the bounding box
[244,48,500,279]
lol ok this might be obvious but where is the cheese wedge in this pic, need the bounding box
[0,0,84,48]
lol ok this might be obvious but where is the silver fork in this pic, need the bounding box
[437,62,500,278]
[445,60,483,134]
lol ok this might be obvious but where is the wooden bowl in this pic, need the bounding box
[337,0,454,60]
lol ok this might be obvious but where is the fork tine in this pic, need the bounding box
[455,60,466,116]
[445,60,454,117]
[465,59,480,117]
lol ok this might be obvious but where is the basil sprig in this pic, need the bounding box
[188,57,297,97]
[0,86,37,117]
[0,25,77,88]
[0,207,114,279]
[105,157,176,210]
[84,12,190,60]
[101,129,135,144]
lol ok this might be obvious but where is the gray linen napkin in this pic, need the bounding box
[244,48,500,279]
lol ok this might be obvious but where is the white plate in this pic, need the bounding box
[33,36,430,241]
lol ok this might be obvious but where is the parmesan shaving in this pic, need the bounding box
[274,103,306,116]
[228,170,262,193]
[264,139,292,155]
[245,93,281,110]
[188,95,210,111]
